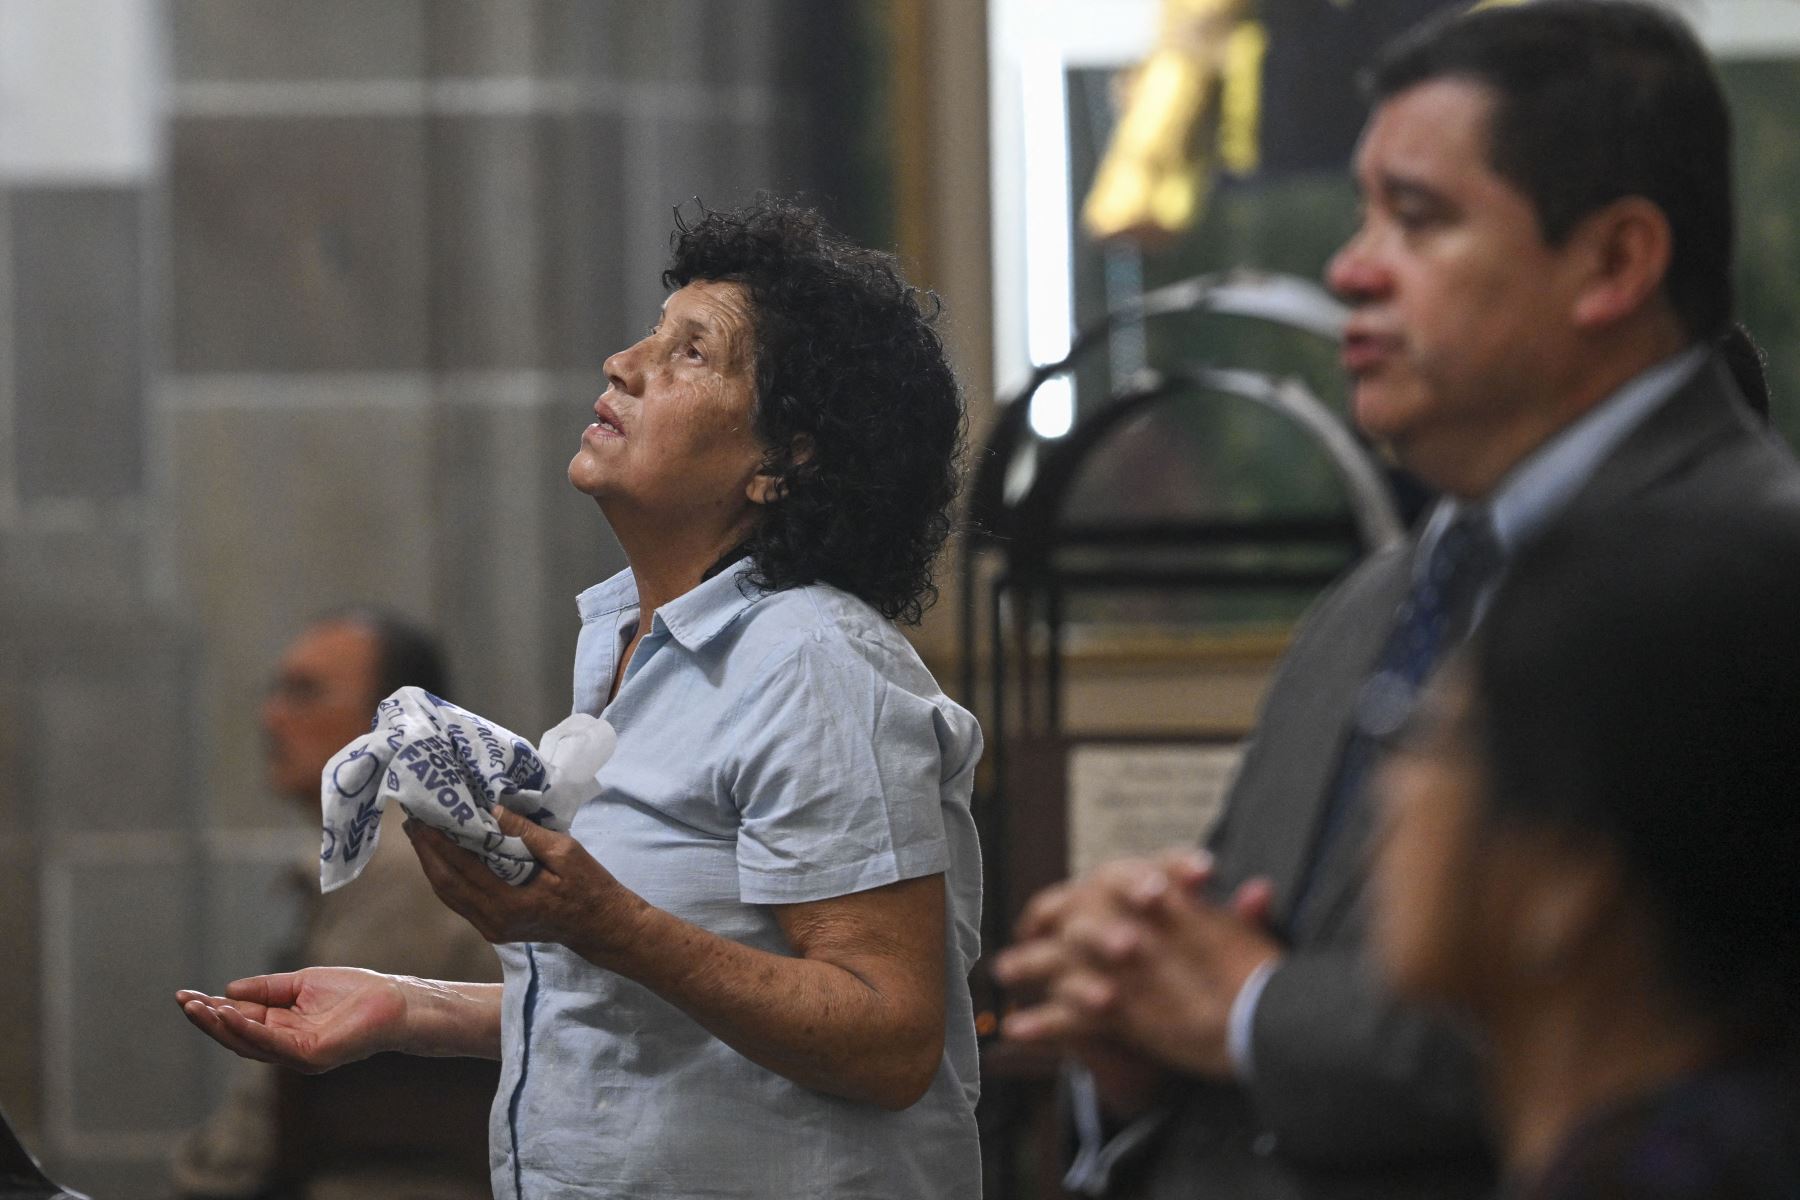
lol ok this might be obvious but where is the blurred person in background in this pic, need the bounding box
[171,612,498,1199]
[176,197,983,1200]
[1375,501,1800,1199]
[993,4,1800,1198]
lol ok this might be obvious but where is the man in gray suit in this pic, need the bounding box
[993,4,1800,1197]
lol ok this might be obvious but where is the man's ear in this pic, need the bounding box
[1570,196,1673,330]
[745,434,814,506]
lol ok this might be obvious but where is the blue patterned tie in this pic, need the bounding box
[1294,505,1503,910]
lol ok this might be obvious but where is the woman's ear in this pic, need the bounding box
[745,435,815,506]
[746,470,785,505]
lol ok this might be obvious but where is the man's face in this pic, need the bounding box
[567,279,770,518]
[261,621,381,803]
[1326,79,1588,495]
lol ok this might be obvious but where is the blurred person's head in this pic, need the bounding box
[1327,0,1732,497]
[568,195,963,624]
[261,611,449,803]
[1373,502,1800,1152]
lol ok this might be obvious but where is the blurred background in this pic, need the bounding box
[1,0,1796,1194]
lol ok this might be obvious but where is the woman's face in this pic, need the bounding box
[569,279,771,521]
[1371,672,1508,1007]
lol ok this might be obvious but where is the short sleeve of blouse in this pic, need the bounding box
[728,633,953,905]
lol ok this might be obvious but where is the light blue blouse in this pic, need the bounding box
[488,564,984,1199]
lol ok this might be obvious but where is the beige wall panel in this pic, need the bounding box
[170,116,429,372]
[171,0,428,81]
[165,395,437,829]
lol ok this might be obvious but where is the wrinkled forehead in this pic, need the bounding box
[663,279,757,370]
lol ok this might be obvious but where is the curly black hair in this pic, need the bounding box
[664,196,964,625]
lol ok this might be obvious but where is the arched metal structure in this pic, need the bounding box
[961,269,1369,700]
[962,269,1406,968]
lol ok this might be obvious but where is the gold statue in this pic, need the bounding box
[1081,0,1265,247]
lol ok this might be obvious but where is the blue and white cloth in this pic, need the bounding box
[319,687,615,893]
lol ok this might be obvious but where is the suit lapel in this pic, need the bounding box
[1218,545,1414,922]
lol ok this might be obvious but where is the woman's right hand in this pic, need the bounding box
[175,966,409,1074]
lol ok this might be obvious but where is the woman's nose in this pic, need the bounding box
[603,339,646,394]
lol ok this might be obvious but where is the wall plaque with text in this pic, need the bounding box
[1066,742,1244,876]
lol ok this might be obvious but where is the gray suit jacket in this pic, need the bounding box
[1105,355,1800,1200]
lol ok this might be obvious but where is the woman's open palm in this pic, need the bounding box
[176,966,408,1074]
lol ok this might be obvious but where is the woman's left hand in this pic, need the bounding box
[412,804,947,1109]
[405,807,646,959]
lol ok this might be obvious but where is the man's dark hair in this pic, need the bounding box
[1368,0,1733,340]
[320,607,452,702]
[1469,501,1800,1040]
[664,196,964,625]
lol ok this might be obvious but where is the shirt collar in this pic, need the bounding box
[1421,346,1707,564]
[574,559,765,651]
[575,567,640,624]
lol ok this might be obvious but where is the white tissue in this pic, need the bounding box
[319,687,616,893]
